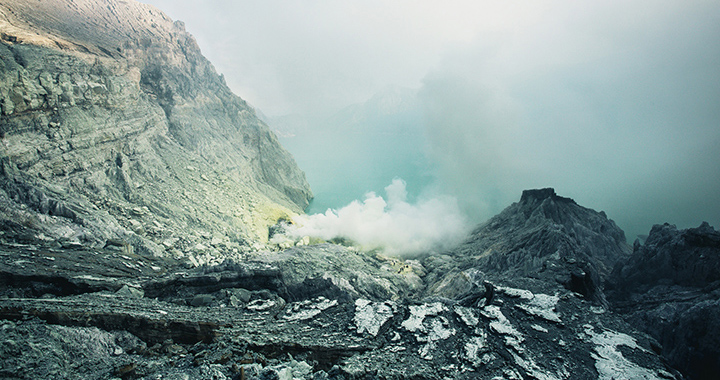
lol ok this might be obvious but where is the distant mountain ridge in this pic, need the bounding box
[424,188,630,307]
[608,221,720,379]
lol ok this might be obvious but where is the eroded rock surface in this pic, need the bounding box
[608,222,720,380]
[424,188,631,307]
[0,243,681,379]
[0,190,683,379]
[0,0,312,258]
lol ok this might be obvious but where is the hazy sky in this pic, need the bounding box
[141,0,720,240]
[140,0,561,116]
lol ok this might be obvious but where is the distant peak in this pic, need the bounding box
[520,188,575,204]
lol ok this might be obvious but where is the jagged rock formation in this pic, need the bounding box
[0,0,312,261]
[0,189,684,379]
[608,222,720,380]
[425,188,630,307]
[0,240,681,379]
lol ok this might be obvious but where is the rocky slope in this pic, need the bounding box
[0,0,312,262]
[608,222,720,380]
[424,188,631,307]
[0,189,685,379]
[0,0,713,379]
[0,243,681,380]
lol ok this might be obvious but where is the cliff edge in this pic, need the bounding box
[0,0,312,260]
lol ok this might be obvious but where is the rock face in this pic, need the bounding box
[0,188,684,379]
[425,188,630,307]
[0,0,312,259]
[0,241,681,380]
[608,222,720,380]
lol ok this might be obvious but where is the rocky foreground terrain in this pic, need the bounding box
[1,1,719,379]
[3,188,717,379]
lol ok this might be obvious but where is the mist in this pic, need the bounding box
[141,0,720,241]
[285,179,469,256]
[417,0,720,238]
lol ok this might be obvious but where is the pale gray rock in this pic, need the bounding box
[354,298,395,336]
[0,0,312,259]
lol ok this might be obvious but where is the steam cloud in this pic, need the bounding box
[285,179,469,256]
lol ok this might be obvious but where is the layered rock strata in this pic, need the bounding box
[0,0,312,259]
[0,240,680,380]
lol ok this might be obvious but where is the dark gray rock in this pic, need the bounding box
[0,232,681,380]
[425,188,630,307]
[611,222,720,290]
[608,222,720,380]
[190,294,214,307]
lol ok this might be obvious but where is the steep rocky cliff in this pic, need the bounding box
[0,0,312,260]
[608,222,720,380]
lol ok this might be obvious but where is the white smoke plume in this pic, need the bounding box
[285,179,469,256]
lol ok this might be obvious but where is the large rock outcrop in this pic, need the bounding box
[608,222,720,380]
[425,188,631,307]
[0,0,312,259]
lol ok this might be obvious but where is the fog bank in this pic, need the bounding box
[417,0,720,239]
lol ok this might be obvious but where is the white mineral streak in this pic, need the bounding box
[418,316,456,360]
[500,286,534,300]
[454,305,479,327]
[509,351,564,380]
[517,293,561,323]
[483,300,565,378]
[283,297,338,321]
[401,302,445,333]
[353,299,395,336]
[482,305,524,351]
[501,286,562,323]
[584,324,665,380]
[246,299,276,311]
[402,303,455,360]
[464,333,487,366]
